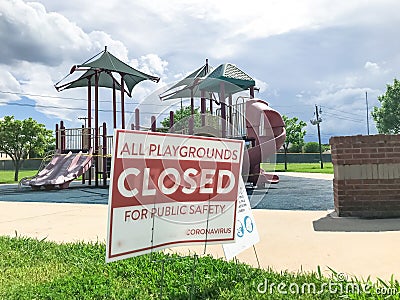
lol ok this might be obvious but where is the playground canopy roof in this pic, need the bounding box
[159,62,211,101]
[55,47,160,97]
[198,63,255,94]
[159,62,256,101]
[58,69,123,92]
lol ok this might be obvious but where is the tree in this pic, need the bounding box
[161,106,202,131]
[372,78,400,134]
[0,116,54,181]
[322,144,331,152]
[303,141,320,153]
[282,115,307,170]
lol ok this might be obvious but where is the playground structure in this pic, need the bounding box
[22,48,286,189]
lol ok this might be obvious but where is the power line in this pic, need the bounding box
[320,105,367,118]
[323,112,363,123]
[0,101,166,115]
[0,90,165,106]
[1,90,91,102]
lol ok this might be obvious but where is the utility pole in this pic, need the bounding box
[310,105,323,169]
[365,91,370,135]
[78,117,92,128]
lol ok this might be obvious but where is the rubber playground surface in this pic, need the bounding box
[1,172,399,281]
[0,173,334,211]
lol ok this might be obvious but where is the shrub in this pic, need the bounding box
[303,142,320,153]
[288,143,303,153]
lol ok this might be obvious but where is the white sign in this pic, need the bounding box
[106,130,244,262]
[223,178,260,260]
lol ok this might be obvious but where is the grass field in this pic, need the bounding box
[0,163,333,184]
[0,170,38,184]
[261,163,334,174]
[0,236,398,299]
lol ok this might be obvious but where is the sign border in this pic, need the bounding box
[106,129,244,262]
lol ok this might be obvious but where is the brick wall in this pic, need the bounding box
[330,134,400,218]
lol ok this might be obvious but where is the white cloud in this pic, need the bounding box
[88,32,129,61]
[130,54,168,78]
[364,61,380,72]
[0,71,21,103]
[0,0,92,65]
[254,77,268,94]
[0,0,171,124]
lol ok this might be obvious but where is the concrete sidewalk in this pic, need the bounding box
[0,200,398,281]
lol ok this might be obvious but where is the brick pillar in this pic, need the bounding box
[330,134,400,218]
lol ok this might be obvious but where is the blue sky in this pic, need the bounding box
[1,0,400,143]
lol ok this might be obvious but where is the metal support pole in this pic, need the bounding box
[60,121,65,152]
[315,105,323,169]
[151,116,156,132]
[94,71,99,187]
[55,123,59,151]
[201,90,206,127]
[250,86,255,99]
[169,111,174,132]
[121,74,125,129]
[87,78,92,131]
[228,94,233,136]
[253,245,261,269]
[82,125,85,184]
[135,108,140,130]
[87,77,92,186]
[112,80,117,129]
[366,91,370,135]
[102,122,107,187]
[190,89,194,115]
[220,82,226,138]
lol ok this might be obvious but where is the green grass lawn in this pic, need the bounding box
[261,163,334,174]
[0,170,38,184]
[0,163,333,184]
[0,237,398,299]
